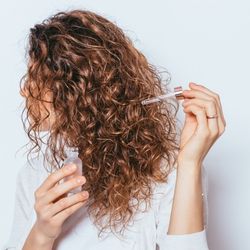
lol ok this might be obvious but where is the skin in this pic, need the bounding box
[168,82,226,234]
[22,164,89,249]
[20,81,226,248]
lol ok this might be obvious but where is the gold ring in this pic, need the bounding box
[206,114,219,119]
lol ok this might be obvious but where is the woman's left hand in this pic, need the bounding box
[177,82,226,167]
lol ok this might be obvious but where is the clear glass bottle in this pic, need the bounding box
[63,147,83,196]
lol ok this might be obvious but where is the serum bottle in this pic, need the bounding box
[63,147,83,196]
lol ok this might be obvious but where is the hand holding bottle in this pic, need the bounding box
[27,163,89,246]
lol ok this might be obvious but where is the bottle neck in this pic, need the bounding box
[65,147,79,158]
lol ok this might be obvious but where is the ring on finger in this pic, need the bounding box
[206,114,219,119]
[202,106,219,119]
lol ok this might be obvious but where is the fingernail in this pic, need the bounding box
[77,177,85,183]
[82,191,89,198]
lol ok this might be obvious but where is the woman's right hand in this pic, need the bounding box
[32,163,89,242]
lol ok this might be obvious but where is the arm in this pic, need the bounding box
[169,82,225,232]
[167,161,204,234]
[22,222,54,250]
[155,82,225,249]
[155,163,209,250]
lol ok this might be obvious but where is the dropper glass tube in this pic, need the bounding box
[141,86,184,105]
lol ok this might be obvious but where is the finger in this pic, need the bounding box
[36,163,78,196]
[189,82,226,125]
[183,98,219,136]
[53,192,67,203]
[47,191,89,217]
[53,200,85,224]
[187,82,226,126]
[40,175,86,205]
[182,87,224,132]
[183,104,209,133]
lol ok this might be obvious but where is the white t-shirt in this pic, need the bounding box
[3,155,209,250]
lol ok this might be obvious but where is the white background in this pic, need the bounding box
[0,1,249,249]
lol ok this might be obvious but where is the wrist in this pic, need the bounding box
[176,160,202,175]
[31,223,55,248]
[177,154,203,168]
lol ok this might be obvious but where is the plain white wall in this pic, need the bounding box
[0,1,249,249]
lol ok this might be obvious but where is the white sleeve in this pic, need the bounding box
[155,164,209,250]
[3,161,38,250]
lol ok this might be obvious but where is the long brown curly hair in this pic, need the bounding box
[19,9,181,236]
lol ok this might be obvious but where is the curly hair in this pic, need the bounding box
[19,9,181,237]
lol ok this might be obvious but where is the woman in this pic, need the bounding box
[4,9,226,250]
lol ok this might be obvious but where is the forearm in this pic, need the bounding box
[22,223,55,250]
[167,162,204,234]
